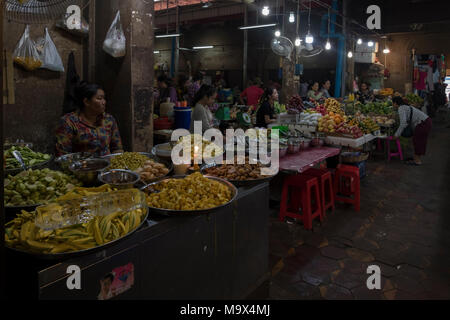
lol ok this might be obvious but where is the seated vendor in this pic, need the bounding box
[55,82,124,157]
[256,87,278,128]
[190,84,217,133]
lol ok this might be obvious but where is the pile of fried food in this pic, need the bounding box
[135,159,170,182]
[145,172,232,211]
[5,185,147,255]
[203,157,267,181]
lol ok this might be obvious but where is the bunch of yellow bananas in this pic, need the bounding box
[325,98,344,116]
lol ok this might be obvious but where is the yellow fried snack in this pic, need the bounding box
[145,172,232,211]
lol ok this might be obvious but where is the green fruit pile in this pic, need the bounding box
[4,146,51,170]
[4,169,82,207]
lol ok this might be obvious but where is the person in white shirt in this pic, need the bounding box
[393,96,432,166]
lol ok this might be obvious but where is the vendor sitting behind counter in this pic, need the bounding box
[55,82,124,157]
[255,87,278,128]
[190,84,217,133]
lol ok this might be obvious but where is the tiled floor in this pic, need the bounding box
[268,119,450,300]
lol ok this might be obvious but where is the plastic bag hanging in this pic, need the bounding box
[13,25,42,71]
[103,10,126,58]
[39,28,65,72]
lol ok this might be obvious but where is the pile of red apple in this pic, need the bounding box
[315,104,327,116]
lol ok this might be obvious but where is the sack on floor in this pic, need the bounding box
[37,28,65,72]
[13,25,42,71]
[103,10,126,58]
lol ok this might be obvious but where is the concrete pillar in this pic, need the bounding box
[281,0,299,103]
[95,0,154,152]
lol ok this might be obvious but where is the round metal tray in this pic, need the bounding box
[4,155,54,177]
[141,175,238,216]
[6,207,149,260]
[101,152,173,184]
[200,162,276,187]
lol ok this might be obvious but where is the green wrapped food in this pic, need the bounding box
[4,146,51,170]
[4,168,82,207]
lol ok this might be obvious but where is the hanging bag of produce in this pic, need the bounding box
[13,25,42,71]
[103,10,126,58]
[38,28,65,72]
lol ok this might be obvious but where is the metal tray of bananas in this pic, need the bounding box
[5,207,149,260]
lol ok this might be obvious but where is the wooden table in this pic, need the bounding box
[279,147,341,173]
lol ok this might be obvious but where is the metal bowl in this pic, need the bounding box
[98,169,141,189]
[142,175,238,216]
[55,152,93,174]
[69,159,110,186]
[101,152,173,183]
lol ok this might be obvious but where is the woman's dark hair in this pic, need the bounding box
[157,75,173,87]
[259,87,276,104]
[193,72,203,83]
[392,96,405,106]
[103,273,114,283]
[193,84,216,106]
[322,80,331,87]
[360,81,370,88]
[309,82,319,91]
[75,81,103,110]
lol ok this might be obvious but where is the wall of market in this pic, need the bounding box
[382,30,450,93]
[2,10,85,154]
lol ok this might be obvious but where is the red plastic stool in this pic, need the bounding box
[334,164,360,212]
[279,174,323,230]
[303,168,335,218]
[386,136,404,161]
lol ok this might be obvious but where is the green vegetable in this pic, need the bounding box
[4,146,52,170]
[4,169,82,207]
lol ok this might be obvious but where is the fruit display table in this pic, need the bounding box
[324,134,377,148]
[279,147,341,173]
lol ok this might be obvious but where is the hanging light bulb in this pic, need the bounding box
[368,41,374,47]
[357,38,363,45]
[289,12,295,23]
[348,51,353,58]
[262,6,270,16]
[325,40,331,50]
[295,37,301,47]
[383,48,390,54]
[275,30,281,37]
[305,32,314,44]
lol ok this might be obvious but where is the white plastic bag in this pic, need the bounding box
[13,25,42,71]
[103,11,126,58]
[39,28,65,72]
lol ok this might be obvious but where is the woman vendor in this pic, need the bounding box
[392,96,432,166]
[55,82,124,157]
[190,84,217,133]
[256,87,278,128]
[357,82,375,104]
[307,82,324,101]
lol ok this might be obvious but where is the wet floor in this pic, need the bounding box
[268,114,450,300]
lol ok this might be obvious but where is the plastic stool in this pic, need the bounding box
[334,164,360,212]
[386,136,403,161]
[279,175,323,230]
[303,168,335,218]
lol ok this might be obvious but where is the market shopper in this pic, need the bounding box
[156,75,178,105]
[55,82,124,157]
[392,96,432,166]
[190,84,218,133]
[357,82,375,104]
[240,77,264,108]
[256,87,278,128]
[307,82,324,101]
[188,72,203,106]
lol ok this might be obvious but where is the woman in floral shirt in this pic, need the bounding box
[55,82,123,157]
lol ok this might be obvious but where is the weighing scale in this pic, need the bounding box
[215,103,232,121]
